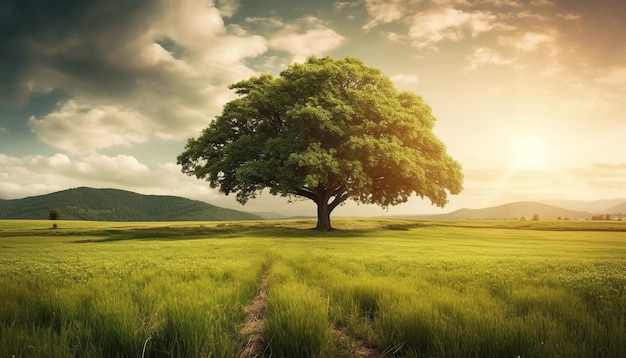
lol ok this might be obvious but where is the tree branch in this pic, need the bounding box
[329,190,349,211]
[295,188,319,203]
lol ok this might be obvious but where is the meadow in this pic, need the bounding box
[0,219,624,357]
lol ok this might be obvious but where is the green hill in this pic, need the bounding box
[428,201,593,220]
[0,187,261,221]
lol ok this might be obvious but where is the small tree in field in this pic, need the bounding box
[49,209,61,221]
[178,57,463,230]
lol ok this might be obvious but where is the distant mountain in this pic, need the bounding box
[604,202,626,215]
[0,187,261,221]
[538,198,626,213]
[427,201,593,220]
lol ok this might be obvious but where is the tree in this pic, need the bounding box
[49,208,61,221]
[178,57,463,230]
[532,214,540,221]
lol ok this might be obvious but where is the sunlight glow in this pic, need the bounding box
[510,135,550,170]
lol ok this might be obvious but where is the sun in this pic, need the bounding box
[510,135,550,170]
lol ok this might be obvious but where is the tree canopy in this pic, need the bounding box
[178,57,463,230]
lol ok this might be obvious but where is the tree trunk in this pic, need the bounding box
[296,186,347,231]
[315,201,332,231]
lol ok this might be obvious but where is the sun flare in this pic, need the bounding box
[510,135,550,170]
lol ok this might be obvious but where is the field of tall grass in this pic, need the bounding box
[1,219,624,357]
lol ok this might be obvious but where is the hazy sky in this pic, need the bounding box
[1,0,625,216]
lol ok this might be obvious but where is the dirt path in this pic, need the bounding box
[331,325,381,358]
[238,270,270,358]
[238,269,380,358]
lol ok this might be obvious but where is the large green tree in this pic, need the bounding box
[178,57,463,230]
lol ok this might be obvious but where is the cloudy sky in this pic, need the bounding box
[1,0,625,217]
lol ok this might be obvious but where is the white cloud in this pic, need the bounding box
[154,1,226,50]
[203,34,267,65]
[244,17,285,27]
[139,43,196,75]
[28,100,150,153]
[464,47,513,70]
[215,0,240,17]
[269,16,345,62]
[508,31,555,53]
[530,0,555,8]
[492,26,626,110]
[557,13,580,21]
[79,154,150,177]
[334,2,361,11]
[516,10,550,21]
[0,154,22,167]
[390,73,420,88]
[384,31,403,43]
[362,1,502,50]
[48,153,71,167]
[406,7,498,49]
[0,154,79,198]
[480,0,522,7]
[362,0,410,29]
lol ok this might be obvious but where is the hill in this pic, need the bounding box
[0,187,261,221]
[427,201,593,220]
[538,198,626,213]
[604,202,626,215]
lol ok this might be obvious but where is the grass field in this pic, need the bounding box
[1,219,624,357]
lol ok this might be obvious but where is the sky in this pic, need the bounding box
[1,0,625,217]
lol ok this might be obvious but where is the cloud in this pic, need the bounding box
[215,0,240,17]
[406,7,499,49]
[362,0,503,50]
[268,16,345,62]
[464,47,513,70]
[76,155,151,186]
[480,0,522,7]
[362,0,409,29]
[48,153,71,167]
[28,100,150,153]
[245,16,285,28]
[557,13,580,21]
[494,26,626,110]
[384,31,403,43]
[334,2,361,11]
[500,31,556,53]
[0,0,268,150]
[390,73,419,88]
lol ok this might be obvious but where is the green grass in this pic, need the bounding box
[265,264,331,357]
[1,219,625,357]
